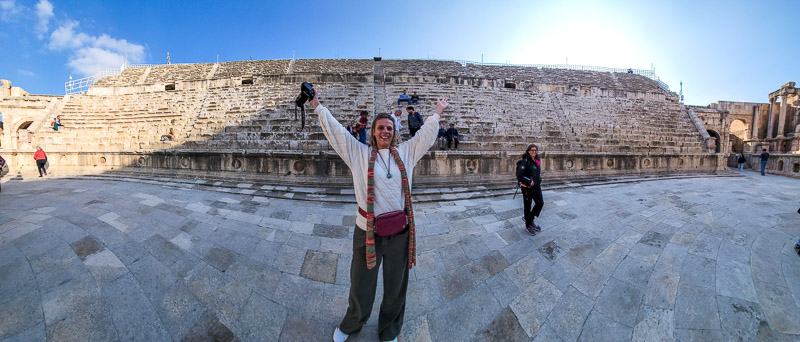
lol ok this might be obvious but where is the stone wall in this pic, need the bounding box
[3,150,725,188]
[710,101,770,153]
[0,80,62,150]
[737,152,800,178]
[689,105,729,154]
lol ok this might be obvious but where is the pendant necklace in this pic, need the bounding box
[377,152,392,179]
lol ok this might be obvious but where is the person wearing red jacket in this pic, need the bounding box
[33,146,47,177]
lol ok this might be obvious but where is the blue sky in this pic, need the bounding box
[1,0,798,106]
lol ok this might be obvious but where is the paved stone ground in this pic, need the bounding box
[1,170,799,341]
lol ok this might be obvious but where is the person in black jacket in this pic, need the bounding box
[437,124,448,150]
[446,123,459,150]
[516,144,543,235]
[736,153,746,171]
[406,106,424,137]
[0,154,6,192]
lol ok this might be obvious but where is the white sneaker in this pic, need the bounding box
[332,327,349,342]
[383,338,397,342]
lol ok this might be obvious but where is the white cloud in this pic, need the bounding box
[0,0,22,22]
[49,20,145,76]
[35,0,53,38]
[68,47,126,75]
[18,69,35,76]
[48,21,89,50]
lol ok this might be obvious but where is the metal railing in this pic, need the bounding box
[64,63,155,95]
[65,68,119,95]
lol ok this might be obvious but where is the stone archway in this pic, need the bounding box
[16,120,34,150]
[729,119,747,153]
[707,130,721,153]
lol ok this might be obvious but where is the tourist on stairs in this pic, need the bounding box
[311,87,449,342]
[516,144,543,235]
[446,123,459,150]
[51,115,63,131]
[397,90,411,106]
[437,124,448,150]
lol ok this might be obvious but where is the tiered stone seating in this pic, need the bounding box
[383,81,700,154]
[143,63,214,84]
[383,60,467,76]
[293,59,373,74]
[614,73,664,93]
[178,81,374,151]
[383,84,569,152]
[41,90,204,150]
[554,94,704,153]
[93,67,148,87]
[213,60,291,78]
[468,64,621,90]
[36,59,699,158]
[536,69,616,89]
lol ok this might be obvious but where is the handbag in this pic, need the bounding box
[374,210,408,237]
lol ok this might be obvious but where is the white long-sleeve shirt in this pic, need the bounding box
[316,105,439,230]
[392,114,402,132]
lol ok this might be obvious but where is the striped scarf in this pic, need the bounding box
[366,147,416,270]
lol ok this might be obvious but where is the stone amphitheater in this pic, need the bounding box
[2,60,800,342]
[0,58,736,188]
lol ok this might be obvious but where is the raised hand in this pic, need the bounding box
[436,97,449,115]
[309,90,320,109]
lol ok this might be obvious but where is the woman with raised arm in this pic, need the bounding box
[310,89,448,342]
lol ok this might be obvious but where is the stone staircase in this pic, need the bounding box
[372,59,389,116]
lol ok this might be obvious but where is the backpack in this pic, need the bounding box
[0,156,8,177]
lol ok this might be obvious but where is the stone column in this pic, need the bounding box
[751,104,761,140]
[0,107,12,150]
[767,97,776,138]
[776,93,789,138]
[791,97,800,133]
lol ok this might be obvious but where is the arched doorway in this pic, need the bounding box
[17,121,34,150]
[729,119,747,153]
[707,130,721,153]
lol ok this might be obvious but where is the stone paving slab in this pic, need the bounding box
[0,170,798,341]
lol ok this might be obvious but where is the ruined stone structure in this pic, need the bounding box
[0,80,61,150]
[687,82,800,178]
[0,59,726,186]
[688,105,729,154]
